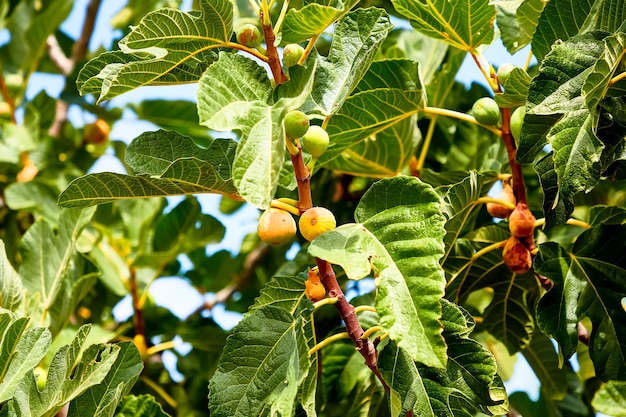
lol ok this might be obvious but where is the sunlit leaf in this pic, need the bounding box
[309,176,447,368]
[392,0,496,51]
[494,67,531,108]
[495,0,547,55]
[208,306,310,417]
[280,0,360,44]
[0,242,22,311]
[77,0,233,102]
[535,226,626,380]
[592,381,626,416]
[115,394,172,417]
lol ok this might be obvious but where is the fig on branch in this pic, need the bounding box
[236,24,263,48]
[84,118,110,145]
[497,63,516,86]
[257,207,297,245]
[284,110,309,139]
[472,97,501,126]
[510,106,525,142]
[508,203,536,238]
[305,268,326,302]
[283,43,305,68]
[299,206,336,242]
[302,125,329,158]
[502,236,532,274]
[486,181,516,218]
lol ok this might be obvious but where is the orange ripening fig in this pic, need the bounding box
[508,203,536,238]
[257,207,297,246]
[502,236,532,274]
[84,118,110,145]
[305,268,326,302]
[299,206,336,242]
[486,181,516,219]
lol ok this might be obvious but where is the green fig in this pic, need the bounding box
[236,24,263,48]
[302,126,329,158]
[497,63,516,86]
[510,106,526,142]
[283,43,305,67]
[472,97,501,126]
[284,110,310,139]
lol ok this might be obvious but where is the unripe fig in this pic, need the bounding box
[486,181,516,218]
[299,206,336,242]
[34,366,47,391]
[510,106,526,142]
[236,24,263,48]
[284,110,309,139]
[258,207,297,245]
[502,236,532,274]
[283,43,305,67]
[497,63,516,86]
[508,203,536,238]
[302,125,329,158]
[305,268,326,302]
[472,97,501,126]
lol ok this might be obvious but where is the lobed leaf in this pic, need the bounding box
[280,0,360,44]
[77,0,233,102]
[392,0,496,51]
[535,226,626,380]
[496,0,547,54]
[309,176,447,368]
[494,67,531,108]
[208,306,310,417]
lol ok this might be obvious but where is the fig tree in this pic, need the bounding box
[284,110,309,139]
[472,97,501,126]
[302,125,329,158]
[236,24,263,48]
[258,207,297,245]
[283,43,304,67]
[299,206,336,241]
[510,106,525,142]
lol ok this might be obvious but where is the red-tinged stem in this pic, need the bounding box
[260,12,286,85]
[129,268,145,338]
[499,107,527,205]
[289,148,313,213]
[0,72,16,123]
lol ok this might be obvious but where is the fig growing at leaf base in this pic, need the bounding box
[497,63,516,86]
[302,125,330,158]
[508,203,536,238]
[510,106,525,143]
[236,23,263,48]
[283,43,305,68]
[472,97,501,126]
[305,268,326,302]
[284,110,309,139]
[299,206,336,241]
[258,207,297,245]
[502,236,532,274]
[486,180,516,218]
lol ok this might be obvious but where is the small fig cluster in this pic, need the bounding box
[305,268,326,302]
[257,207,297,246]
[472,97,501,126]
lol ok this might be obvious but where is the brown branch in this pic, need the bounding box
[290,148,313,213]
[260,11,286,85]
[129,268,145,338]
[72,0,102,64]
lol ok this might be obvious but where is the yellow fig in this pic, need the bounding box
[258,207,297,245]
[305,268,326,302]
[299,206,336,242]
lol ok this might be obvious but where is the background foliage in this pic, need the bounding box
[0,0,625,416]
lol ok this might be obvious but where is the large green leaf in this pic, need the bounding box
[521,331,568,400]
[445,226,539,353]
[77,0,233,102]
[518,32,626,224]
[197,52,316,208]
[305,8,392,116]
[18,208,96,316]
[0,311,51,403]
[535,225,626,380]
[379,301,507,416]
[67,342,143,417]
[320,59,425,175]
[392,0,496,51]
[208,306,310,417]
[7,325,120,417]
[309,176,447,368]
[280,0,360,44]
[496,0,548,54]
[0,242,22,311]
[592,381,626,416]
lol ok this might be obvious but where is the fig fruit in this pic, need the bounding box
[472,97,501,126]
[283,43,305,68]
[508,203,536,238]
[284,110,309,139]
[502,236,532,274]
[258,207,297,245]
[497,63,516,86]
[302,125,329,158]
[486,181,516,218]
[510,106,525,142]
[305,268,326,302]
[84,118,110,145]
[236,24,263,48]
[299,206,336,242]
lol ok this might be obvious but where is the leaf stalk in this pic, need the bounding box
[308,332,350,356]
